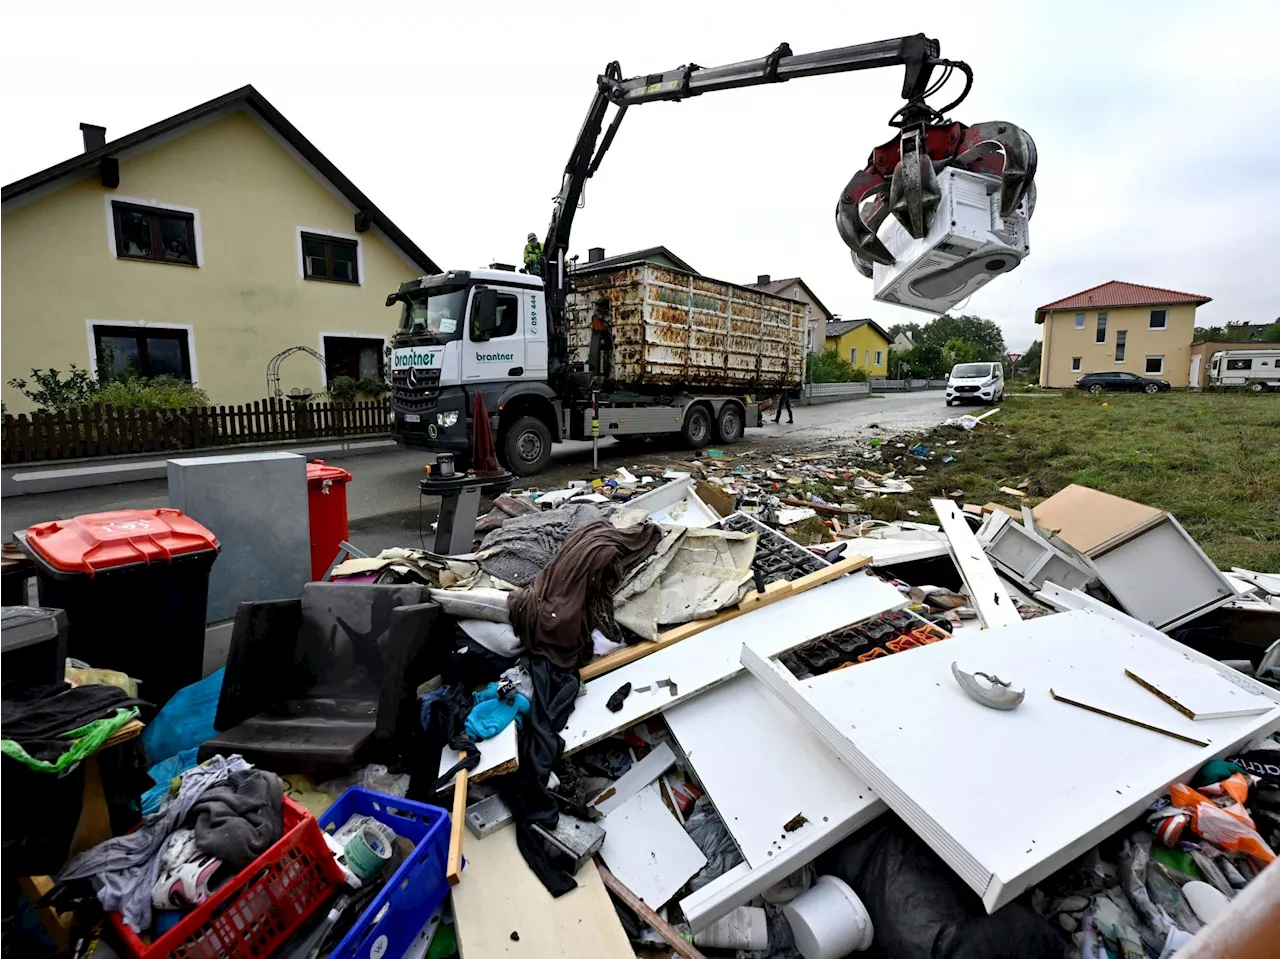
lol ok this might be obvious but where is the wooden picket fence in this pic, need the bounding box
[2,397,391,464]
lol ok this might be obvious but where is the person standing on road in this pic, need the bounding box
[774,388,793,424]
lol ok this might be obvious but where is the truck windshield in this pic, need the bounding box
[952,363,993,378]
[399,286,468,342]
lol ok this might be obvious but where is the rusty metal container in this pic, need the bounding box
[565,262,806,392]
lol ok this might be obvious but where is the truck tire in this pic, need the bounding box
[502,415,552,476]
[682,404,712,449]
[715,403,744,444]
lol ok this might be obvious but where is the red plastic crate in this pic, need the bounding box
[110,796,345,959]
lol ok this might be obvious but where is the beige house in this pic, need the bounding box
[1,85,438,410]
[748,276,834,354]
[1035,281,1211,388]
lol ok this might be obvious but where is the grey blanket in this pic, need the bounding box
[60,754,251,932]
[477,504,603,586]
[190,768,284,870]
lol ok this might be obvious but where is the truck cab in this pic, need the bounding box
[388,269,561,472]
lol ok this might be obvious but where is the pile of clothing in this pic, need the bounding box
[60,754,284,935]
[1,681,146,774]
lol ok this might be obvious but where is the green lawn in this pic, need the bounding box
[856,391,1280,572]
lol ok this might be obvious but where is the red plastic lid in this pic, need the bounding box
[25,508,219,576]
[307,460,352,484]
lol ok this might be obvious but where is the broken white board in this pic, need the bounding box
[666,674,882,870]
[438,721,517,785]
[741,607,1280,913]
[460,571,906,775]
[1126,661,1276,721]
[932,498,1020,627]
[589,742,677,816]
[627,476,720,528]
[600,784,707,908]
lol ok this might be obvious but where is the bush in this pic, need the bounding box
[355,376,390,397]
[93,376,211,411]
[807,350,869,383]
[326,376,360,403]
[7,366,99,414]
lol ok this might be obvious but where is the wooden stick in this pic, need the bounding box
[1049,689,1209,746]
[597,862,707,959]
[447,754,469,886]
[578,555,872,681]
[1124,669,1198,720]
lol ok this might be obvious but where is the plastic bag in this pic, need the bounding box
[141,668,223,765]
[317,764,411,799]
[684,797,744,892]
[141,748,200,817]
[1170,778,1275,862]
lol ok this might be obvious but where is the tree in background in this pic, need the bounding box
[915,314,1007,360]
[944,339,980,365]
[1018,340,1042,382]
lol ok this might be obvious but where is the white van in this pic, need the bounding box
[1208,349,1280,392]
[945,362,1004,406]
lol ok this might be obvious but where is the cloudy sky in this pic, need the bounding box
[4,0,1278,349]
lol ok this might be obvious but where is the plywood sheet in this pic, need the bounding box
[600,784,707,908]
[932,498,1020,628]
[452,826,633,959]
[589,742,677,816]
[742,608,1280,913]
[666,674,881,868]
[1031,484,1162,554]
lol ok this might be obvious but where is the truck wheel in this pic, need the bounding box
[502,416,552,476]
[682,405,712,449]
[715,404,744,444]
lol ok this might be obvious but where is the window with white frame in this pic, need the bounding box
[865,349,872,366]
[1074,313,1085,329]
[302,232,359,283]
[1096,312,1108,343]
[875,350,883,365]
[93,324,193,380]
[1145,356,1164,374]
[1071,357,1082,372]
[1149,309,1167,330]
[850,348,856,364]
[1115,330,1127,363]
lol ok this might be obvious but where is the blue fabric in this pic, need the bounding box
[464,683,530,741]
[141,668,224,765]
[418,686,451,731]
[141,748,200,817]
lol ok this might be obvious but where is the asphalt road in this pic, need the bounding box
[4,391,956,555]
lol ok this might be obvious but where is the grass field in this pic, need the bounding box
[853,391,1280,572]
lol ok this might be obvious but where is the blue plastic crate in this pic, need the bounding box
[319,787,452,959]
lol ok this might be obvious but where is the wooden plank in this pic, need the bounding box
[1031,484,1162,555]
[446,572,906,784]
[599,784,706,908]
[451,826,633,959]
[581,554,873,682]
[741,608,1280,914]
[1124,664,1274,721]
[931,498,1020,628]
[1049,689,1210,746]
[998,486,1027,498]
[17,876,71,952]
[983,502,1024,519]
[588,742,677,816]
[447,753,469,885]
[599,864,708,959]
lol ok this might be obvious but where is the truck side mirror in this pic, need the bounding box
[474,288,500,338]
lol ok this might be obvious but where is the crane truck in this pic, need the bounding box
[386,35,1037,476]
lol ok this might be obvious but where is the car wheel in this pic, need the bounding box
[715,403,744,444]
[502,415,552,476]
[682,404,712,449]
[945,399,954,407]
[1249,382,1264,393]
[1144,383,1159,394]
[1089,384,1104,395]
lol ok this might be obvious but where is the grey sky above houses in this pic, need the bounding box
[4,1,1278,351]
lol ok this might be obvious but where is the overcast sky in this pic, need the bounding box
[5,0,1278,350]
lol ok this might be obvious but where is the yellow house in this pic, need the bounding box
[1035,281,1211,389]
[1,86,438,410]
[824,318,890,376]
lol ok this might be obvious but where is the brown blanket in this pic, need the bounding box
[508,520,661,669]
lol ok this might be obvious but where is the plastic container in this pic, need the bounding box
[18,509,219,707]
[783,874,874,958]
[1,606,66,693]
[110,795,344,959]
[318,787,451,959]
[693,906,769,950]
[307,460,353,580]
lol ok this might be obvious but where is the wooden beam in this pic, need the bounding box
[447,754,468,885]
[578,554,872,681]
[597,863,708,959]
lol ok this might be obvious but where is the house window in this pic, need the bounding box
[1115,330,1127,363]
[875,350,883,366]
[1145,356,1164,374]
[865,349,872,366]
[1071,357,1082,372]
[302,232,359,283]
[93,324,192,380]
[850,348,856,364]
[1074,313,1085,329]
[471,291,519,341]
[323,336,384,383]
[1096,312,1107,343]
[1149,309,1167,330]
[112,202,196,265]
